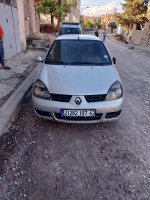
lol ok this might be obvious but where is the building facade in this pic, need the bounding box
[101,13,118,29]
[65,0,81,23]
[81,16,95,24]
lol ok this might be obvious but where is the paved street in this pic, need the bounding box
[0,37,150,200]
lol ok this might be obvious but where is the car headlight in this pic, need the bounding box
[106,81,123,101]
[33,79,50,99]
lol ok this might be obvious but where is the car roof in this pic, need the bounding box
[56,35,101,41]
[61,25,80,28]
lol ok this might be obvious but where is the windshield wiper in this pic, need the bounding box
[48,61,71,65]
[70,62,105,65]
[69,62,91,65]
[47,61,110,65]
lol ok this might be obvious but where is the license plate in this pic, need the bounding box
[61,110,96,117]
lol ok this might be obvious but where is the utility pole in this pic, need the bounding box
[61,0,63,24]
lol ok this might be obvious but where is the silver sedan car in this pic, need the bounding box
[32,35,123,123]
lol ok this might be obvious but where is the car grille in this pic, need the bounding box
[55,113,102,121]
[85,94,106,103]
[50,94,72,102]
[50,94,106,103]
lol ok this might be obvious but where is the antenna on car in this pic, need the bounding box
[78,36,79,40]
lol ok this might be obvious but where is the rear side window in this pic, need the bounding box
[45,40,112,65]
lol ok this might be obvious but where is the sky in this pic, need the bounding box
[81,0,124,17]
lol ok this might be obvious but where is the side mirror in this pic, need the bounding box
[35,56,44,62]
[55,32,59,37]
[112,57,116,64]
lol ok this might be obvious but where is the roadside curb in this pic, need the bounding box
[107,34,150,54]
[107,34,128,46]
[0,63,41,136]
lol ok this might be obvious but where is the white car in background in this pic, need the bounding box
[32,35,123,123]
[58,23,82,35]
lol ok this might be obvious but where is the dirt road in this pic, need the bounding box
[0,37,150,200]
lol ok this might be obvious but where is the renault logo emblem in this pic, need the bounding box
[75,97,82,105]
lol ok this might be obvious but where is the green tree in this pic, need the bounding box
[108,22,117,33]
[115,0,149,32]
[36,0,57,26]
[84,20,94,29]
[36,0,77,28]
[90,22,94,29]
[54,0,71,29]
[95,17,101,29]
[84,20,91,28]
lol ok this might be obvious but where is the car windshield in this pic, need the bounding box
[45,40,112,65]
[61,27,81,35]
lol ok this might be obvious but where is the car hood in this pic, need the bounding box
[39,64,118,95]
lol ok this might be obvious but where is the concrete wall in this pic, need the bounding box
[65,0,81,23]
[0,2,22,59]
[16,0,26,50]
[40,14,58,26]
[29,0,36,34]
[131,23,150,46]
[24,0,40,35]
[36,12,40,33]
[24,19,30,36]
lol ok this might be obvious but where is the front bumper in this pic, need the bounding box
[32,95,124,123]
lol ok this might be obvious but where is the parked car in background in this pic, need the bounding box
[57,23,82,36]
[33,35,123,123]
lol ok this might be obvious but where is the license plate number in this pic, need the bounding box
[61,110,95,117]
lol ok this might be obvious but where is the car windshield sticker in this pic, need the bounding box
[104,55,108,61]
[50,47,54,55]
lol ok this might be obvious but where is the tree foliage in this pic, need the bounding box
[36,0,56,15]
[84,20,94,28]
[115,0,149,30]
[108,22,117,29]
[95,17,101,29]
[36,0,77,27]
